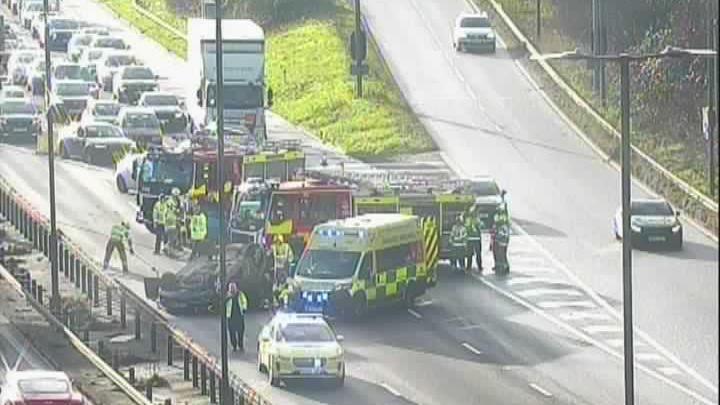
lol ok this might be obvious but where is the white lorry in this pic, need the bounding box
[187,18,271,143]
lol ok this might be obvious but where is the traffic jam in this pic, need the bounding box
[0,0,688,393]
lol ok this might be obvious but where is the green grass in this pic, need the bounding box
[478,0,717,200]
[98,0,187,59]
[98,0,433,159]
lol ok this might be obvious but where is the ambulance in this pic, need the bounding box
[292,214,432,317]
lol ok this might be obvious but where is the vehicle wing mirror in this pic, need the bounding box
[336,335,344,342]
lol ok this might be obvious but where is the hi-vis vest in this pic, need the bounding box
[272,243,293,268]
[450,224,467,244]
[465,216,480,240]
[153,200,166,226]
[111,224,130,244]
[225,293,248,318]
[190,213,207,241]
[165,200,178,229]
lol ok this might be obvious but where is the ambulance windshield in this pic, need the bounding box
[295,250,360,279]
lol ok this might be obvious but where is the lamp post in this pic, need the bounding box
[214,1,229,403]
[43,0,60,317]
[532,46,717,405]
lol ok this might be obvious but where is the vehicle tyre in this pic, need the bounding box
[257,345,266,373]
[116,175,128,193]
[334,365,345,388]
[671,231,683,251]
[403,282,416,308]
[490,43,496,53]
[83,150,94,165]
[60,143,70,159]
[351,293,368,319]
[269,358,280,387]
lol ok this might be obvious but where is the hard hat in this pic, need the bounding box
[159,193,165,199]
[172,188,181,196]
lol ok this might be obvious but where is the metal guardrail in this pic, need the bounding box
[0,174,271,405]
[132,0,187,41]
[0,263,153,405]
[470,0,719,237]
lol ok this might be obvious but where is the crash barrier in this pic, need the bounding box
[132,0,187,41]
[471,0,719,237]
[0,175,272,405]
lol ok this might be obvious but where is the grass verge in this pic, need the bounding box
[97,0,433,159]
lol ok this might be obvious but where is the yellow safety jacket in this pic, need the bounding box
[225,293,248,318]
[272,242,294,269]
[153,200,166,226]
[165,200,178,229]
[190,213,207,241]
[110,224,130,245]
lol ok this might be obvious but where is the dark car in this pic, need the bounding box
[613,198,683,250]
[117,106,163,146]
[42,18,82,52]
[58,121,135,165]
[0,98,41,143]
[137,91,190,136]
[53,79,96,120]
[80,99,122,125]
[112,65,158,104]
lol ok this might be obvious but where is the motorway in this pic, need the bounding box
[362,0,719,395]
[0,0,717,404]
[0,314,53,380]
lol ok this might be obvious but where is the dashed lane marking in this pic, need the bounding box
[659,367,683,377]
[516,288,582,298]
[379,382,403,397]
[458,324,483,330]
[415,299,433,307]
[536,300,596,309]
[407,309,423,319]
[583,325,623,334]
[461,342,483,356]
[558,312,612,322]
[506,277,569,286]
[529,383,553,398]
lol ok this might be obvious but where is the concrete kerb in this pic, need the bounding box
[0,174,271,405]
[467,0,719,239]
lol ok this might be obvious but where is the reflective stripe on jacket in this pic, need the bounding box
[190,213,207,241]
[153,200,166,225]
[272,243,293,267]
[111,224,129,244]
[450,224,468,244]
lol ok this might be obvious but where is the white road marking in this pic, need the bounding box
[380,382,403,397]
[407,309,423,319]
[583,325,623,334]
[474,274,716,405]
[537,300,596,309]
[558,311,612,322]
[506,277,569,286]
[529,383,553,397]
[658,367,683,377]
[636,352,665,362]
[517,288,582,298]
[458,324,483,330]
[461,342,483,355]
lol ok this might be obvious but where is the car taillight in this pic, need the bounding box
[244,114,256,128]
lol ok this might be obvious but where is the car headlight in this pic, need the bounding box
[334,282,353,291]
[672,224,681,233]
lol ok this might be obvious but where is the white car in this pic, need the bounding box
[612,198,683,250]
[20,0,43,30]
[0,370,85,405]
[258,313,345,387]
[453,12,496,53]
[95,50,138,92]
[114,151,144,193]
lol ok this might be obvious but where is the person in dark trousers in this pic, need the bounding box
[225,282,248,352]
[152,194,166,254]
[103,221,134,273]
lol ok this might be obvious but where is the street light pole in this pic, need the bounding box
[214,1,229,403]
[619,55,635,405]
[43,0,59,317]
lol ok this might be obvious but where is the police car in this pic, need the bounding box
[257,313,345,387]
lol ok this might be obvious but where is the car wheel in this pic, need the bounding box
[671,231,683,251]
[334,365,345,388]
[83,150,94,165]
[268,358,280,387]
[116,176,128,193]
[403,282,416,308]
[257,346,266,373]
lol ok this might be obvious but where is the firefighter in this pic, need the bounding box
[103,221,134,273]
[164,188,180,254]
[152,194,166,254]
[272,235,294,285]
[190,205,207,259]
[492,207,510,274]
[465,206,483,273]
[449,214,468,270]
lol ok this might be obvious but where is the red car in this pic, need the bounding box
[0,370,85,405]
